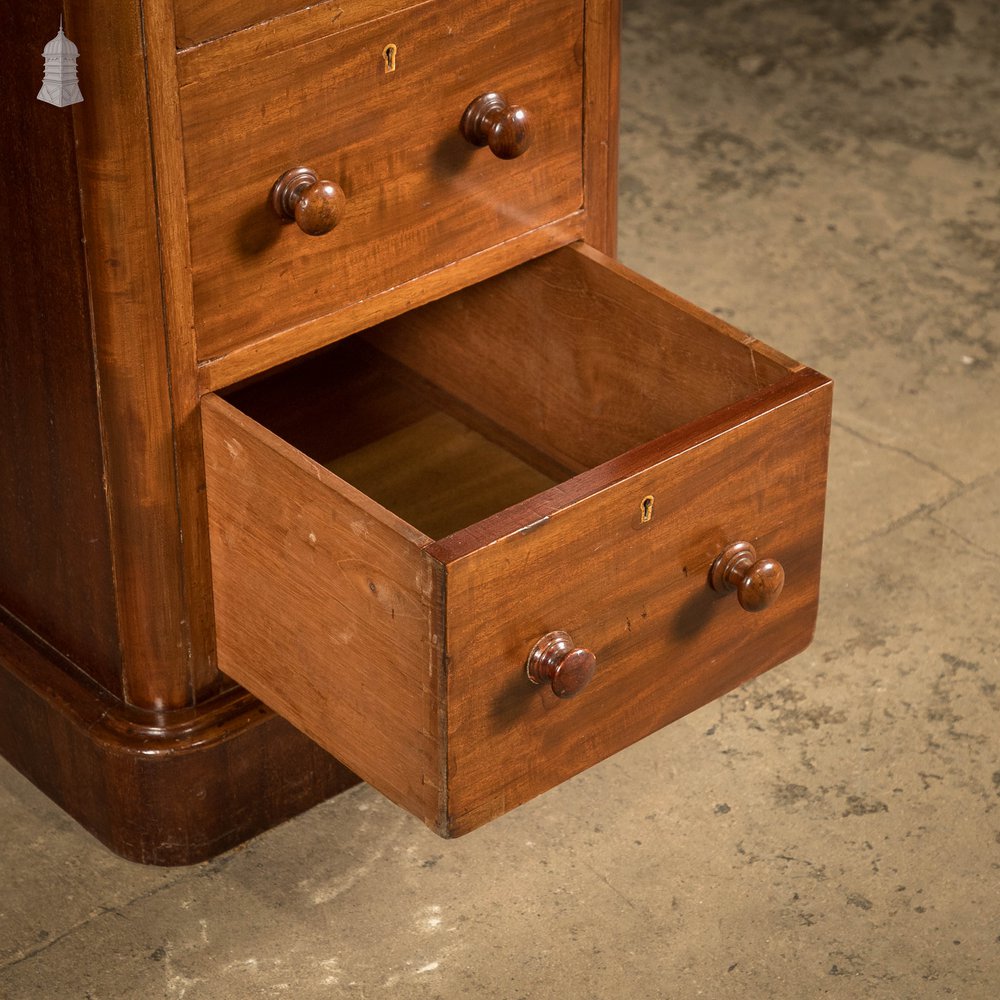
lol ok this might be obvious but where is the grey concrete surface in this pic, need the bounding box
[2,0,998,996]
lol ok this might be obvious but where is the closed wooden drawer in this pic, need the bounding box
[201,244,832,836]
[178,0,584,364]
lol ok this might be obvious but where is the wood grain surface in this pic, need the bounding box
[325,411,559,539]
[0,3,121,693]
[179,0,584,363]
[0,612,359,865]
[69,0,196,709]
[228,336,564,537]
[1,0,637,857]
[369,244,795,473]
[582,0,621,254]
[174,0,414,49]
[438,372,831,833]
[204,248,832,837]
[197,217,583,392]
[1,0,367,863]
[202,394,446,830]
[143,0,223,699]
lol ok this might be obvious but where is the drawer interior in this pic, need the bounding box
[228,338,563,540]
[226,244,799,541]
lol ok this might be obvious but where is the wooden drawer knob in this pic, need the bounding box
[270,166,346,236]
[710,541,785,612]
[460,93,533,159]
[526,631,596,699]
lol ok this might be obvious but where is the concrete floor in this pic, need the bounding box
[2,0,998,996]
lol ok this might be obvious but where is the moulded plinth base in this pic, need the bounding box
[0,614,360,866]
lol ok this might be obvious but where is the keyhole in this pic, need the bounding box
[641,496,655,523]
[383,43,397,73]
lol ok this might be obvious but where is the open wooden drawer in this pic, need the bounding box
[201,243,832,836]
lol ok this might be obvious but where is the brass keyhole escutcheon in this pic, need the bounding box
[640,495,655,523]
[383,43,397,73]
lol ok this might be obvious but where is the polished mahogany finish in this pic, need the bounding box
[174,0,408,48]
[179,0,586,366]
[2,0,621,862]
[0,613,360,865]
[270,166,347,237]
[526,631,597,699]
[3,0,829,863]
[460,92,533,159]
[710,540,786,612]
[1,4,121,693]
[0,1,364,864]
[202,244,832,837]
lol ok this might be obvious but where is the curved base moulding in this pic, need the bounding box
[0,615,360,866]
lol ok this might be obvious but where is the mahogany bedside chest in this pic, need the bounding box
[0,0,832,863]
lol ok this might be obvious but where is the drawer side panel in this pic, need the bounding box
[201,394,444,829]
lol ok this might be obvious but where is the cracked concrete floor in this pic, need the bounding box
[2,0,998,996]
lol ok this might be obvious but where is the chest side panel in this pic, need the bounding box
[0,4,122,693]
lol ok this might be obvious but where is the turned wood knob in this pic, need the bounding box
[270,166,346,236]
[460,92,533,159]
[710,541,785,613]
[526,631,596,699]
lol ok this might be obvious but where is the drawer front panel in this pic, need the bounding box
[179,0,584,363]
[437,376,832,834]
